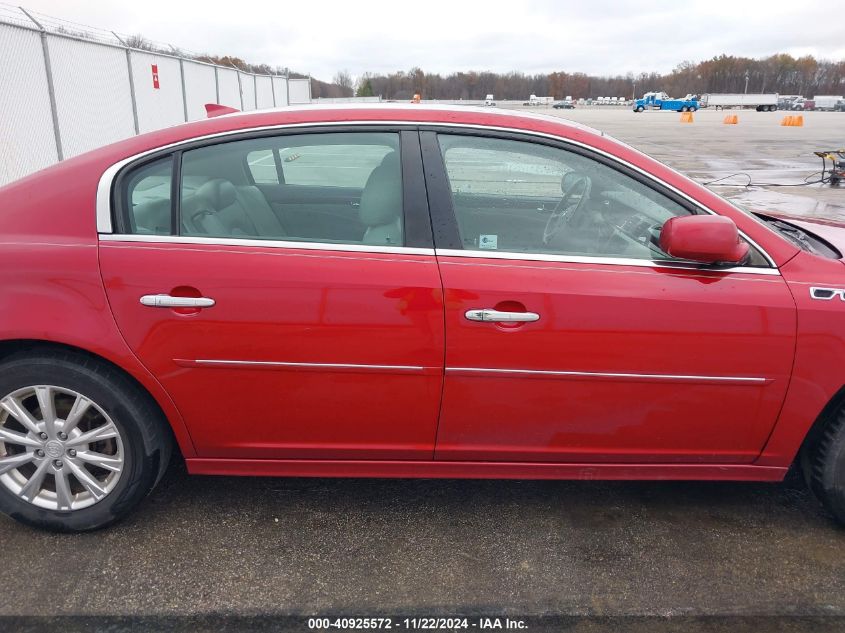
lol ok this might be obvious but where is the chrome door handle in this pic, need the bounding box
[465,309,539,323]
[139,294,216,308]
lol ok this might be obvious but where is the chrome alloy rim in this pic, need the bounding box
[0,385,124,511]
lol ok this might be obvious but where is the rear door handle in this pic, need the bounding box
[465,309,539,323]
[139,294,216,308]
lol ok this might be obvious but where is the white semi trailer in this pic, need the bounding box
[814,96,845,111]
[699,93,779,111]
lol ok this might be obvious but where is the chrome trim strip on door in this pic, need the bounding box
[174,359,768,384]
[446,367,770,385]
[178,359,429,373]
[435,248,781,275]
[95,118,777,271]
[99,233,435,256]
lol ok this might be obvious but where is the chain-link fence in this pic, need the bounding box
[0,5,312,186]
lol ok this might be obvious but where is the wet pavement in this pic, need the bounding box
[537,106,845,221]
[0,461,844,628]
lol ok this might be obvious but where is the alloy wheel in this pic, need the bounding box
[0,385,124,511]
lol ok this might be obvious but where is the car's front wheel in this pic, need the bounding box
[0,350,171,531]
[802,404,845,526]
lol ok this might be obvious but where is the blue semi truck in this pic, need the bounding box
[633,92,699,112]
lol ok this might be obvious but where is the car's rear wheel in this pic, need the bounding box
[0,351,171,532]
[802,404,845,526]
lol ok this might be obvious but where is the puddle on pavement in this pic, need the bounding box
[708,185,845,222]
[688,160,845,222]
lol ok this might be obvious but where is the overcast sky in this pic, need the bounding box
[16,0,845,81]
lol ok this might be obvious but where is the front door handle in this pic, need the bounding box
[139,294,216,308]
[465,309,539,323]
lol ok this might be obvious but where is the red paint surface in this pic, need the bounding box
[0,105,841,482]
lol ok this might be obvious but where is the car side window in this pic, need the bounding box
[437,134,764,263]
[180,132,404,246]
[246,149,280,184]
[123,156,173,235]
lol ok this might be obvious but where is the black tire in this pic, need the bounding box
[0,350,171,532]
[801,406,845,526]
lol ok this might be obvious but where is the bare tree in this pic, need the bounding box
[333,70,355,97]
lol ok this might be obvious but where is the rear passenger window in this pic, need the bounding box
[123,156,172,235]
[277,144,394,188]
[181,132,404,246]
[246,150,280,184]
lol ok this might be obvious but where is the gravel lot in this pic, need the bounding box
[2,106,845,632]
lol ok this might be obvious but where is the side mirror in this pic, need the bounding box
[659,215,749,265]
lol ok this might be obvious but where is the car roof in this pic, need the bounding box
[87,103,615,165]
[223,103,601,133]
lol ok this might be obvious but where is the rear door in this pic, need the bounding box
[99,128,445,460]
[422,130,796,464]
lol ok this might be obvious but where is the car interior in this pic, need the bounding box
[124,132,767,266]
[439,134,769,265]
[126,133,404,247]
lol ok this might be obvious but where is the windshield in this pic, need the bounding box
[753,213,842,259]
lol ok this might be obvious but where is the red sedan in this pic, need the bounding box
[1,105,844,531]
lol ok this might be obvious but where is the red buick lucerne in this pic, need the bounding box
[1,104,845,532]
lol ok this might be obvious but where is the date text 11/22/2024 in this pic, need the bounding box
[307,617,528,629]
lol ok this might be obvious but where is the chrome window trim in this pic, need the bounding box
[98,233,435,256]
[95,118,776,271]
[434,248,781,275]
[446,367,769,384]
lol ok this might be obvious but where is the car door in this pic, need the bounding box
[99,128,445,460]
[422,130,796,464]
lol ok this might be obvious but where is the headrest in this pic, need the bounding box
[561,170,581,194]
[132,198,171,234]
[359,152,402,227]
[195,179,237,209]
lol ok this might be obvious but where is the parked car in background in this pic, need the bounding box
[3,104,845,532]
[834,100,845,112]
[553,101,575,109]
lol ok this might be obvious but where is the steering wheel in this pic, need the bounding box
[543,173,592,245]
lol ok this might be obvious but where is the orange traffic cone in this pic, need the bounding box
[680,112,694,123]
[794,115,804,127]
[781,115,794,126]
[723,114,738,124]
